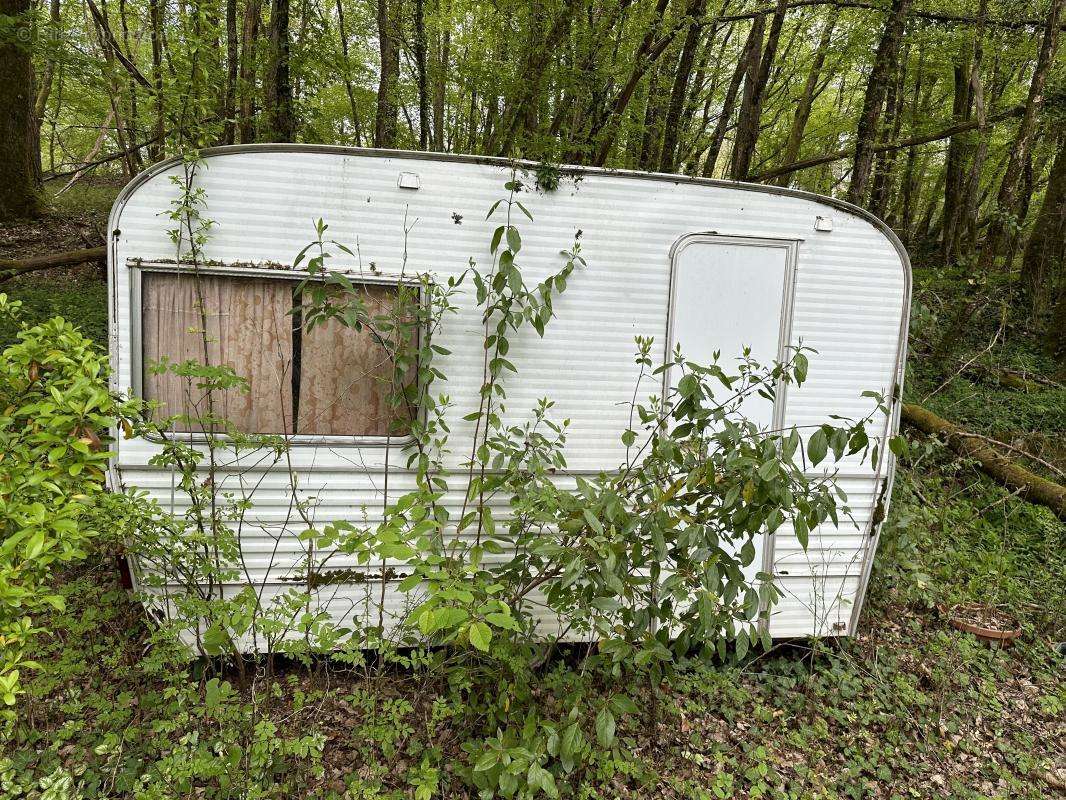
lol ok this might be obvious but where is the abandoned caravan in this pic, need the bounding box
[107,145,910,647]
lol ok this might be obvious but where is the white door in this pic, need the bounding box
[668,235,798,584]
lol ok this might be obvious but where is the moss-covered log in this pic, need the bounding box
[901,403,1066,519]
[0,246,106,282]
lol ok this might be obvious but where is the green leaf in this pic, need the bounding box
[528,764,558,797]
[595,707,616,748]
[468,621,492,652]
[486,611,519,631]
[24,532,46,560]
[506,226,522,253]
[807,429,828,466]
[473,749,499,772]
[582,508,604,535]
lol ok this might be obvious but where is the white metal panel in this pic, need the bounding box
[108,146,909,642]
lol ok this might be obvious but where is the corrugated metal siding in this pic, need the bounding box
[109,147,908,642]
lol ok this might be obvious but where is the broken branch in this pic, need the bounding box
[901,403,1066,519]
[0,247,107,283]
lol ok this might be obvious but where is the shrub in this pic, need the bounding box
[0,295,133,727]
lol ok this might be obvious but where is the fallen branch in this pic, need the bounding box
[0,247,107,283]
[901,403,1066,519]
[43,131,164,182]
[965,363,1058,393]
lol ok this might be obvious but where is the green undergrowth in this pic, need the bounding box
[0,275,108,350]
[4,433,1061,800]
[1,241,1063,799]
[4,447,1063,799]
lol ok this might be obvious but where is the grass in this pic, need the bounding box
[0,273,109,349]
[2,237,1064,799]
[4,459,1062,799]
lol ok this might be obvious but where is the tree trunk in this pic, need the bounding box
[238,0,261,143]
[335,0,362,145]
[931,0,1066,365]
[116,0,143,172]
[639,60,669,169]
[957,4,990,255]
[1048,279,1066,365]
[869,48,906,218]
[148,0,165,158]
[941,59,971,264]
[978,0,1063,272]
[1021,135,1066,313]
[702,16,758,178]
[0,0,45,220]
[34,0,61,135]
[491,0,577,156]
[263,0,294,142]
[658,0,708,173]
[896,55,931,241]
[773,8,837,187]
[846,0,911,206]
[0,246,107,280]
[586,0,675,166]
[432,29,449,151]
[730,0,786,181]
[374,0,400,147]
[222,0,238,144]
[414,0,429,150]
[902,403,1066,519]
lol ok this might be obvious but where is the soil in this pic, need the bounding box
[0,177,121,282]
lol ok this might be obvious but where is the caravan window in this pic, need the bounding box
[139,269,413,438]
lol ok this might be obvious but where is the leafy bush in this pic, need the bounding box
[0,295,132,726]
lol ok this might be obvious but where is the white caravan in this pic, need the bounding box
[107,146,910,642]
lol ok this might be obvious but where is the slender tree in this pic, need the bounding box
[238,0,262,142]
[148,0,165,157]
[774,8,837,187]
[222,0,238,144]
[374,0,400,147]
[1021,134,1066,313]
[263,0,295,141]
[977,0,1063,272]
[730,0,786,181]
[335,0,362,145]
[658,0,709,172]
[702,15,757,177]
[846,0,911,206]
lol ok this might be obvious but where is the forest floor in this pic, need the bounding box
[1,182,1064,799]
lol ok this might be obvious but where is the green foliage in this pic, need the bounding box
[0,276,108,350]
[0,295,133,726]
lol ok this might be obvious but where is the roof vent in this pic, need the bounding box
[398,172,421,190]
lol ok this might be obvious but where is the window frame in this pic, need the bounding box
[129,259,421,447]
